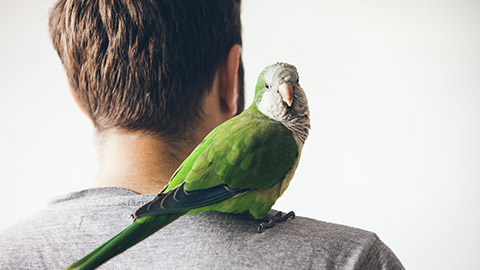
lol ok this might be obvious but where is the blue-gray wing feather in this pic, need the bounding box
[134,183,249,218]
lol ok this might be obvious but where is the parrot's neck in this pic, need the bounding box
[248,103,310,146]
[280,114,310,146]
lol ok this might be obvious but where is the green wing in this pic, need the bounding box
[168,108,297,191]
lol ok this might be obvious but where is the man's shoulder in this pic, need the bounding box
[272,212,386,254]
[270,213,404,269]
[0,188,150,269]
[173,210,404,269]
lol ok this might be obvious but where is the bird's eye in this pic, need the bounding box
[296,78,299,84]
[265,83,270,89]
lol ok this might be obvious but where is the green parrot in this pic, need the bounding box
[68,62,310,269]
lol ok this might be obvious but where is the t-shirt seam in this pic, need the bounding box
[356,233,381,270]
[49,199,151,210]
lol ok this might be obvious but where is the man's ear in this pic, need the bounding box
[220,44,242,118]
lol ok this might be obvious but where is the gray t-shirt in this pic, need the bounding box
[0,188,404,269]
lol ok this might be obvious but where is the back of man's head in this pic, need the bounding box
[49,0,244,137]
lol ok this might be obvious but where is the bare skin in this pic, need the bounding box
[89,45,242,194]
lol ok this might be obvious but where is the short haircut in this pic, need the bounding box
[49,0,244,137]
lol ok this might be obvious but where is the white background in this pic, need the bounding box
[1,1,479,269]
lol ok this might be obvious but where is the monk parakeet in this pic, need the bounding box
[68,62,310,269]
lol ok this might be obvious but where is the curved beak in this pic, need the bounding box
[278,82,293,107]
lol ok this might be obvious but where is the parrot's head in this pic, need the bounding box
[254,62,310,144]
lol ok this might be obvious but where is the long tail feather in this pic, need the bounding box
[67,212,184,270]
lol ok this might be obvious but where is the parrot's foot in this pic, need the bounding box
[257,211,295,233]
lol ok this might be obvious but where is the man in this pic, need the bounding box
[0,0,404,269]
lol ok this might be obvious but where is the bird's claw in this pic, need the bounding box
[257,211,295,233]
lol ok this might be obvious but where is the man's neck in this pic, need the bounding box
[92,129,201,194]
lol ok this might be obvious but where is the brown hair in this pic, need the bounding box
[49,0,243,136]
